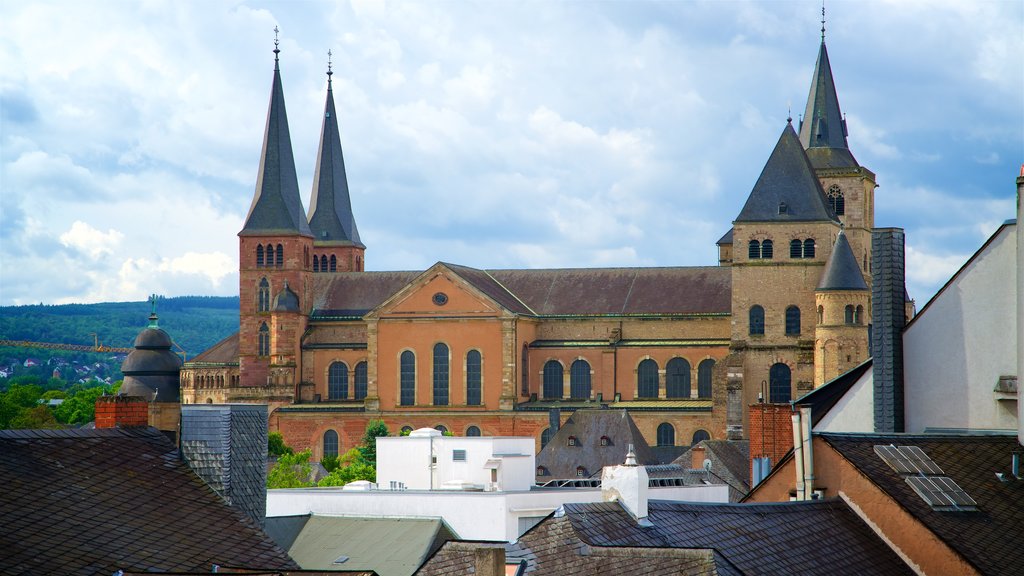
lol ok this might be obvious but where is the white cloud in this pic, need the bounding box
[59,221,124,259]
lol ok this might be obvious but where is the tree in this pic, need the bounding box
[267,449,314,489]
[268,431,294,457]
[317,461,375,486]
[9,405,62,429]
[357,419,389,467]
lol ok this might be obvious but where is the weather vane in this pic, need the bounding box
[327,49,333,83]
[821,2,826,42]
[273,25,281,63]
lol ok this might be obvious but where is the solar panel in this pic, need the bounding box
[901,445,945,475]
[874,445,916,474]
[906,476,977,511]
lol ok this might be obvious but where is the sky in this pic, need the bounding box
[1,0,1021,308]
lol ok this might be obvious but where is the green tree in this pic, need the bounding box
[267,449,314,489]
[317,461,375,486]
[0,383,44,429]
[268,431,294,457]
[9,405,62,429]
[53,385,110,425]
[357,419,389,467]
[320,454,340,473]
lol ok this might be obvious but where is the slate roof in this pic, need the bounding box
[716,228,733,245]
[817,230,868,291]
[553,499,913,575]
[734,123,838,223]
[820,433,1024,575]
[672,440,751,502]
[266,515,455,576]
[0,427,296,574]
[307,75,363,247]
[535,409,659,480]
[240,54,313,238]
[187,331,240,364]
[798,41,858,169]
[313,271,421,317]
[793,358,872,426]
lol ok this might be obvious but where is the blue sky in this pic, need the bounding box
[1,0,1021,307]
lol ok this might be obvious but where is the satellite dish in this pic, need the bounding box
[703,459,712,472]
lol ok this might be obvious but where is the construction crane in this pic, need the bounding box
[0,337,133,354]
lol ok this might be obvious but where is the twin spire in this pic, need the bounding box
[241,35,360,247]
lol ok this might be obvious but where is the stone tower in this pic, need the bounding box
[237,41,313,391]
[814,230,870,385]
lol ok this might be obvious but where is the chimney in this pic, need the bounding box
[1017,167,1023,446]
[180,404,268,527]
[94,395,149,428]
[872,228,907,433]
[549,408,560,435]
[601,445,650,525]
[474,547,505,576]
[690,444,707,470]
[748,403,794,485]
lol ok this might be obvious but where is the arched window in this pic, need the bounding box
[354,361,367,400]
[275,244,283,267]
[656,423,675,447]
[323,430,339,458]
[845,305,855,324]
[749,305,765,335]
[433,343,449,406]
[542,360,563,399]
[266,244,275,267]
[769,363,791,403]
[401,426,413,435]
[569,359,591,400]
[521,344,529,397]
[320,255,328,272]
[466,425,481,437]
[258,323,270,357]
[855,305,864,325]
[827,184,845,216]
[637,358,659,399]
[258,278,270,312]
[666,358,691,399]
[328,362,348,400]
[313,255,320,272]
[329,254,337,272]
[748,240,761,259]
[697,359,715,399]
[817,305,824,324]
[692,429,711,446]
[790,239,802,259]
[256,245,264,267]
[466,350,482,406]
[400,351,415,406]
[762,239,773,259]
[804,238,815,258]
[434,425,447,434]
[785,306,801,335]
[540,427,554,449]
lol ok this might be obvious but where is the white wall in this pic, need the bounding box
[267,483,729,542]
[903,222,1018,433]
[814,370,875,433]
[377,432,535,491]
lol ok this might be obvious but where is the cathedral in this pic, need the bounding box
[181,30,884,462]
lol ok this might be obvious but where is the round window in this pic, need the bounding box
[432,292,449,306]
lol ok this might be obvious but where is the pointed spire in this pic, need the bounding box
[735,123,837,223]
[240,35,313,237]
[307,53,363,247]
[797,26,859,169]
[817,230,868,291]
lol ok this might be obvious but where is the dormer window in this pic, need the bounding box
[536,466,547,476]
[576,466,586,477]
[600,435,610,447]
[778,202,788,215]
[567,435,577,447]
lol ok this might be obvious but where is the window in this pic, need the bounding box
[576,466,586,477]
[542,360,563,399]
[276,243,283,267]
[692,429,710,447]
[845,305,855,325]
[666,358,691,399]
[256,245,264,267]
[320,255,328,272]
[258,323,270,357]
[258,278,270,312]
[266,244,275,268]
[817,305,824,324]
[656,423,675,447]
[313,255,320,272]
[762,239,773,259]
[323,429,339,458]
[785,306,801,335]
[433,343,449,406]
[748,240,761,259]
[803,239,815,258]
[328,362,348,400]
[600,435,610,447]
[855,305,864,325]
[452,449,467,462]
[790,239,802,259]
[354,362,367,400]
[540,427,553,449]
[567,435,577,447]
[466,350,482,406]
[329,254,337,272]
[697,359,715,399]
[769,363,791,403]
[466,426,481,437]
[536,466,547,476]
[749,305,765,335]
[401,426,413,435]
[637,358,659,399]
[827,184,845,215]
[569,359,591,400]
[434,425,447,434]
[521,344,529,397]
[400,351,415,406]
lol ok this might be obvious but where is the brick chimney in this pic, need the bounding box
[95,395,149,428]
[749,403,794,485]
[690,444,707,470]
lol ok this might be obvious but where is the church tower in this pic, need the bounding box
[814,230,870,385]
[307,55,366,273]
[238,36,313,392]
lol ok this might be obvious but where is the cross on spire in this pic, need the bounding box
[821,2,826,42]
[273,25,281,69]
[327,49,333,85]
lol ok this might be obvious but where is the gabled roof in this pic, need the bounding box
[734,123,838,223]
[673,440,751,501]
[817,230,868,291]
[820,433,1024,575]
[187,331,240,364]
[313,271,421,317]
[798,41,858,169]
[266,515,454,575]
[794,358,872,426]
[0,427,296,574]
[240,55,313,238]
[536,409,658,479]
[307,74,363,247]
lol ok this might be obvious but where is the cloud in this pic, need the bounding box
[59,221,124,259]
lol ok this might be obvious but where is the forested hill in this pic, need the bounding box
[0,296,240,359]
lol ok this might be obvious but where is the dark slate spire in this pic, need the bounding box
[735,123,838,223]
[240,33,313,238]
[306,53,363,247]
[817,230,868,291]
[797,40,858,169]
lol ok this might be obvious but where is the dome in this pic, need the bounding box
[119,312,182,403]
[121,349,183,374]
[133,327,174,349]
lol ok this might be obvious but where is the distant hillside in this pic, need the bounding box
[0,296,240,359]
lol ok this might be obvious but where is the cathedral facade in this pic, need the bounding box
[181,35,876,462]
